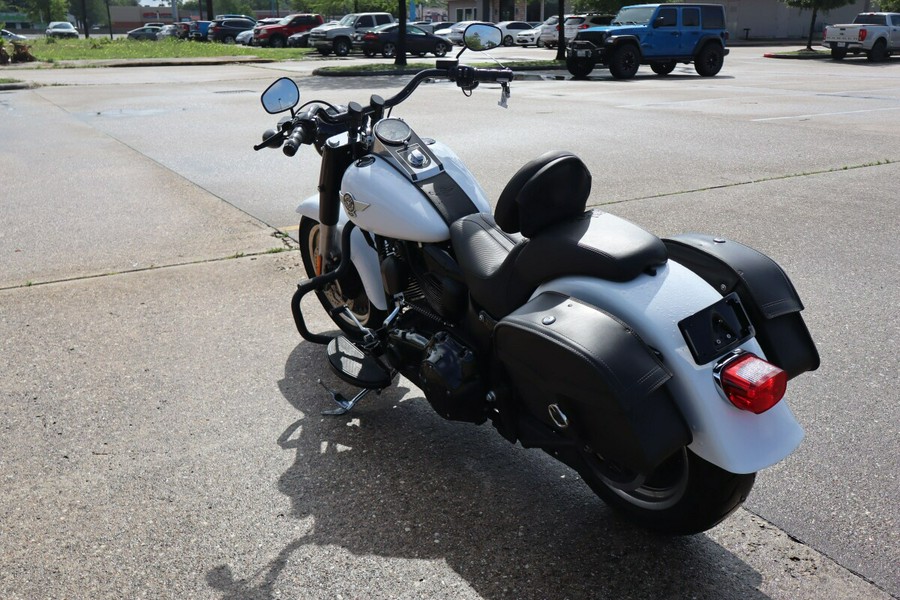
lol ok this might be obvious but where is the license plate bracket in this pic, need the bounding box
[679,292,754,365]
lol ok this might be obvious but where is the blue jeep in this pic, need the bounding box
[565,3,729,79]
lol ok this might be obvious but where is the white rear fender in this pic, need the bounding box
[534,261,804,475]
[296,194,387,311]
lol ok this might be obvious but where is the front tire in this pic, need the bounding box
[381,42,396,58]
[433,41,448,57]
[609,44,640,79]
[333,38,351,57]
[566,57,594,79]
[299,218,387,340]
[579,448,756,535]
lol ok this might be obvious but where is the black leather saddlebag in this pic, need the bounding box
[494,292,690,475]
[664,234,820,379]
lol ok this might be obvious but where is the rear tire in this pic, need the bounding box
[299,218,387,340]
[830,47,847,60]
[609,44,640,79]
[867,39,887,62]
[694,43,724,76]
[579,448,756,535]
[433,41,448,57]
[503,34,514,46]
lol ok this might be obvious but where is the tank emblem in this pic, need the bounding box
[342,193,370,218]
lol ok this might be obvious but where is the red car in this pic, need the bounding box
[253,14,324,48]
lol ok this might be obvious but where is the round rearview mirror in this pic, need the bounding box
[463,24,502,51]
[261,77,300,114]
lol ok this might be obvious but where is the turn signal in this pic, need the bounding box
[716,353,787,414]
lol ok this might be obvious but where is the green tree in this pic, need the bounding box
[874,0,900,9]
[781,0,859,50]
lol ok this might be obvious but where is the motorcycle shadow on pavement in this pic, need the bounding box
[206,340,769,600]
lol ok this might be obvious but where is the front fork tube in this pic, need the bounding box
[317,141,356,273]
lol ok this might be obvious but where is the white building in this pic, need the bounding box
[446,0,876,40]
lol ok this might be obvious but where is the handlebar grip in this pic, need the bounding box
[283,127,306,157]
[474,67,514,83]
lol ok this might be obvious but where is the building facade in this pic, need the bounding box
[446,0,875,39]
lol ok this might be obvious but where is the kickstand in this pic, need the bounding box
[317,378,374,416]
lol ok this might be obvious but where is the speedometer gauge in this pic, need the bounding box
[373,118,412,145]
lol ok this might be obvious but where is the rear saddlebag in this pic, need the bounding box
[494,292,690,475]
[663,234,820,379]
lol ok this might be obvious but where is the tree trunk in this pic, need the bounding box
[806,6,819,50]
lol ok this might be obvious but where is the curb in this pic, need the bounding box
[312,64,567,77]
[763,51,830,59]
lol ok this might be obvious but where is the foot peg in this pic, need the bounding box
[320,335,393,416]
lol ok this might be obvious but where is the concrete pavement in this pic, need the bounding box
[2,55,897,599]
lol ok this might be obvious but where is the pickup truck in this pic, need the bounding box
[822,13,900,61]
[308,12,394,56]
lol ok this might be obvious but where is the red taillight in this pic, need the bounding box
[363,32,376,41]
[717,353,786,414]
[579,24,589,29]
[859,28,868,41]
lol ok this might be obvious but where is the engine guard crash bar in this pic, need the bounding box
[291,222,357,345]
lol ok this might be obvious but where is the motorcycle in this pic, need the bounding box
[254,24,819,535]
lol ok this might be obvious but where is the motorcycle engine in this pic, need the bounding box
[419,331,486,424]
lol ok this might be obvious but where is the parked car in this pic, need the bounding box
[433,22,455,38]
[495,20,533,46]
[236,29,253,45]
[253,13,323,48]
[357,23,451,58]
[214,14,255,22]
[127,26,161,41]
[189,20,212,41]
[538,15,567,47]
[208,17,256,43]
[563,14,614,44]
[46,21,79,39]
[515,23,543,46]
[287,31,310,47]
[2,28,28,43]
[156,24,181,40]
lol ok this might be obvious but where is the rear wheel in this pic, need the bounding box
[694,43,724,76]
[503,34,514,46]
[579,447,756,535]
[299,218,386,340]
[830,47,847,60]
[609,44,640,79]
[867,39,887,62]
[433,41,448,57]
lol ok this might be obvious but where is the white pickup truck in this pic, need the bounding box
[822,12,900,61]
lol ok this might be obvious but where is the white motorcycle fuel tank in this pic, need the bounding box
[339,121,491,243]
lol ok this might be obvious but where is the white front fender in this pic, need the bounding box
[534,261,804,475]
[296,194,388,311]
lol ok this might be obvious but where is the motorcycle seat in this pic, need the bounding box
[449,151,667,318]
[451,211,668,318]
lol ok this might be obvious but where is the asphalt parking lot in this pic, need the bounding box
[1,46,898,599]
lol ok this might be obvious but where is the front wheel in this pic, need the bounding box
[433,41,448,57]
[609,44,640,79]
[333,38,351,57]
[381,42,396,58]
[579,448,756,535]
[299,218,386,340]
[566,57,594,79]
